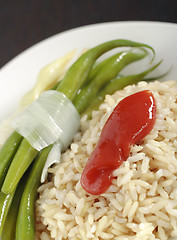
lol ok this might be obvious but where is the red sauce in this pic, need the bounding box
[81,90,156,195]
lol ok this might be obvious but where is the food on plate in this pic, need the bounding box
[0,39,171,239]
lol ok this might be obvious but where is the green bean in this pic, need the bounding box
[1,171,28,240]
[16,145,52,240]
[0,131,23,188]
[0,191,16,236]
[84,60,163,118]
[88,52,123,80]
[56,39,155,101]
[1,199,17,239]
[73,48,147,114]
[2,139,38,194]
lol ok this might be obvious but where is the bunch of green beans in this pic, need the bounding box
[83,59,163,117]
[0,39,162,240]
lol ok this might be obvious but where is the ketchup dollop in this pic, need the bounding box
[81,90,156,195]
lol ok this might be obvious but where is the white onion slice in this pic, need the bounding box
[11,90,80,151]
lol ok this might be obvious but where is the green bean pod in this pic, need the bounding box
[0,131,23,188]
[84,60,163,117]
[57,39,155,101]
[0,191,16,236]
[1,171,28,240]
[16,145,52,240]
[1,197,17,239]
[74,48,147,114]
[2,139,38,194]
[88,52,123,80]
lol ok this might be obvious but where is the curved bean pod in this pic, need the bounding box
[84,60,163,118]
[56,39,155,101]
[73,48,147,114]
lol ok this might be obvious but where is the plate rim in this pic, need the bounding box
[1,20,177,71]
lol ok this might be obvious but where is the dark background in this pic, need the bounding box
[0,0,177,69]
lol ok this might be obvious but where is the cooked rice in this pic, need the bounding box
[35,80,177,240]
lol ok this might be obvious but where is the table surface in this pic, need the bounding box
[0,0,177,69]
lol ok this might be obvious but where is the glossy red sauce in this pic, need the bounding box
[81,90,156,195]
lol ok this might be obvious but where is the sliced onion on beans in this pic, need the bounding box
[11,90,80,151]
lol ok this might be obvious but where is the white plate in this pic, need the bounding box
[0,21,177,123]
[0,21,177,239]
